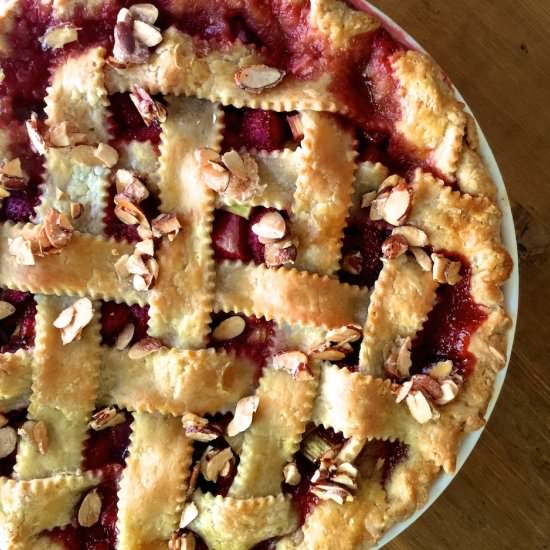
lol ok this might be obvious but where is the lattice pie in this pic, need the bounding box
[0,1,512,548]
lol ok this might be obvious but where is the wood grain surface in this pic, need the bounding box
[368,1,550,549]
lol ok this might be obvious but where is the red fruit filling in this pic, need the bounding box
[109,92,162,146]
[209,313,275,382]
[0,407,28,477]
[222,107,294,152]
[212,207,288,265]
[100,302,150,347]
[412,258,487,378]
[0,289,36,353]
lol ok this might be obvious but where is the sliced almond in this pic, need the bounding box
[310,483,353,505]
[8,236,35,266]
[151,213,181,241]
[410,374,443,401]
[128,337,163,359]
[445,259,463,285]
[326,325,362,346]
[429,360,453,380]
[179,502,199,529]
[361,191,378,209]
[272,350,312,380]
[53,298,94,345]
[114,195,149,227]
[264,241,297,268]
[341,251,363,275]
[70,202,84,220]
[0,301,16,321]
[48,122,72,147]
[0,426,17,459]
[135,238,154,257]
[115,170,150,203]
[212,316,246,341]
[38,208,74,253]
[435,379,459,405]
[133,19,163,47]
[25,113,46,155]
[1,157,24,179]
[392,225,428,247]
[223,153,264,202]
[301,432,340,463]
[369,194,388,221]
[19,420,48,455]
[129,3,159,24]
[113,17,149,65]
[89,407,126,431]
[40,23,79,50]
[130,86,167,126]
[115,323,135,351]
[235,64,285,94]
[200,446,234,482]
[405,391,433,424]
[432,254,462,285]
[94,143,119,167]
[395,379,413,404]
[201,160,230,193]
[251,211,286,240]
[221,150,247,179]
[226,395,259,437]
[114,254,130,279]
[283,462,302,486]
[384,336,412,379]
[410,246,432,271]
[310,348,346,361]
[78,489,102,528]
[181,412,220,443]
[383,183,411,226]
[195,147,220,164]
[382,234,408,259]
[287,114,304,141]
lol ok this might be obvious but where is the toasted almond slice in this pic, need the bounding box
[251,211,286,240]
[41,208,74,251]
[19,420,48,454]
[179,502,199,529]
[283,462,301,486]
[429,360,453,380]
[25,113,46,155]
[382,234,408,259]
[287,114,304,141]
[133,19,163,47]
[201,161,230,193]
[0,301,16,321]
[78,489,102,528]
[235,64,285,94]
[0,427,17,459]
[395,380,413,404]
[405,391,433,424]
[182,412,221,442]
[128,337,163,359]
[410,246,432,271]
[272,350,311,380]
[130,86,167,126]
[212,316,246,341]
[310,483,353,505]
[114,254,130,279]
[226,395,259,437]
[8,236,35,266]
[378,175,401,193]
[383,183,411,226]
[135,238,154,257]
[129,3,159,24]
[200,446,234,482]
[115,170,150,203]
[264,241,297,267]
[52,305,75,329]
[1,158,24,179]
[115,323,135,351]
[54,298,94,345]
[48,122,72,147]
[114,196,149,227]
[326,325,362,345]
[94,143,119,167]
[151,213,181,241]
[410,374,443,401]
[195,147,220,164]
[368,194,387,221]
[431,253,449,283]
[301,432,339,462]
[445,259,463,285]
[392,225,429,247]
[435,379,459,405]
[221,150,247,179]
[384,336,412,379]
[361,191,378,209]
[40,23,79,50]
[223,153,264,202]
[89,407,126,431]
[310,348,346,361]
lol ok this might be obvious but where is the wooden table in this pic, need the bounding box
[369,1,550,548]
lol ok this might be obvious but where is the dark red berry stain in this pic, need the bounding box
[412,258,487,378]
[0,289,36,353]
[100,302,150,346]
[0,407,29,477]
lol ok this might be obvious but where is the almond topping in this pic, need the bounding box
[182,413,221,442]
[133,19,163,47]
[212,316,246,341]
[129,3,159,24]
[0,427,17,459]
[310,483,354,505]
[392,225,429,247]
[264,241,297,267]
[37,208,74,253]
[429,360,453,380]
[152,213,182,241]
[200,446,234,482]
[114,196,149,227]
[113,15,149,65]
[272,351,312,380]
[405,391,433,424]
[326,325,362,346]
[128,337,163,359]
[40,23,79,50]
[283,462,302,486]
[115,169,150,203]
[25,113,46,155]
[94,143,119,167]
[235,64,285,94]
[287,114,304,141]
[382,234,408,259]
[48,122,72,147]
[53,298,94,345]
[395,380,413,404]
[226,395,259,437]
[410,374,443,401]
[19,420,48,454]
[432,254,462,285]
[382,182,411,226]
[301,432,340,462]
[201,160,230,193]
[223,153,264,202]
[135,238,154,257]
[361,191,378,209]
[369,194,388,221]
[221,150,247,179]
[8,236,35,266]
[89,407,126,431]
[130,86,167,126]
[384,336,412,379]
[310,348,346,361]
[115,323,135,350]
[341,251,363,275]
[0,301,16,321]
[78,489,102,528]
[0,158,26,190]
[195,147,220,164]
[410,246,432,271]
[179,502,199,529]
[251,211,286,240]
[435,379,459,405]
[70,202,84,220]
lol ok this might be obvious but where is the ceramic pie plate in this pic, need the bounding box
[344,2,520,547]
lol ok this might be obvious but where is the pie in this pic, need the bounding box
[0,1,512,549]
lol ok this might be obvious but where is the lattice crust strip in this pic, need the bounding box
[292,111,356,276]
[229,367,318,498]
[99,348,256,416]
[117,413,193,548]
[0,224,147,305]
[0,350,32,410]
[359,254,438,377]
[14,296,101,480]
[190,492,299,550]
[149,96,221,349]
[215,261,369,329]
